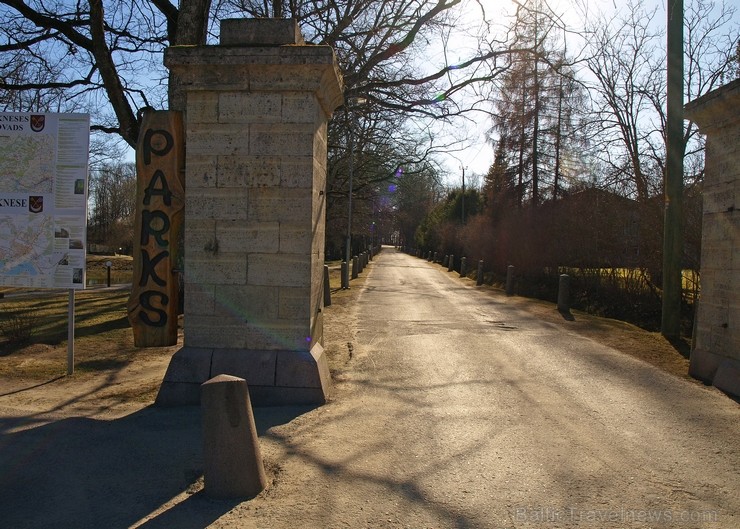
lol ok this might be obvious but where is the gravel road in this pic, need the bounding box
[216,248,740,528]
[1,248,737,529]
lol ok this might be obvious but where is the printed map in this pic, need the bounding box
[0,214,56,281]
[0,134,55,193]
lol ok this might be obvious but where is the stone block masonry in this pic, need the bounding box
[156,19,343,406]
[685,79,740,398]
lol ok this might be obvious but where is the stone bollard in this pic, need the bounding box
[323,265,331,307]
[427,251,432,262]
[448,255,455,272]
[201,375,267,499]
[352,256,359,279]
[477,260,484,286]
[557,274,571,313]
[460,257,467,278]
[506,265,515,296]
[433,251,438,263]
[341,261,349,289]
[442,255,449,268]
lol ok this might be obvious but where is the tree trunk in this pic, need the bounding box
[553,75,563,200]
[167,0,212,111]
[89,0,139,146]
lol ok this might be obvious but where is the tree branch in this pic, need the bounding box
[89,0,138,146]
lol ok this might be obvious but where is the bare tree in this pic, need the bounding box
[585,0,663,202]
[0,1,518,142]
[88,162,137,252]
[0,0,212,146]
[0,1,526,234]
[584,0,738,201]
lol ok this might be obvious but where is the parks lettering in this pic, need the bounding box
[128,111,184,347]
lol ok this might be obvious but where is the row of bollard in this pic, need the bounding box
[442,254,466,275]
[340,248,374,290]
[420,251,571,312]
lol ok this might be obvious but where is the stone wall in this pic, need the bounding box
[685,79,740,398]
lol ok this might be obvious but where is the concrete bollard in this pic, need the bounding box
[448,254,455,272]
[201,375,267,499]
[558,273,571,313]
[460,257,467,277]
[323,265,331,307]
[477,260,484,286]
[352,256,359,279]
[341,261,349,289]
[506,265,515,296]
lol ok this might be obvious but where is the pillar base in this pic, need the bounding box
[156,343,331,406]
[690,348,740,398]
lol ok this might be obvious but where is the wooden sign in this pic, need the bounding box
[128,110,185,347]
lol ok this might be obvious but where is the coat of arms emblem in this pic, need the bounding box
[30,115,45,132]
[29,196,43,213]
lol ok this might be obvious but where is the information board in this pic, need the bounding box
[0,112,90,289]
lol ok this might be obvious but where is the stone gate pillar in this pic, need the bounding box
[685,79,740,398]
[156,19,343,405]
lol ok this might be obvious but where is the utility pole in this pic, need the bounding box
[662,0,683,339]
[343,130,354,289]
[341,97,366,289]
[461,165,466,224]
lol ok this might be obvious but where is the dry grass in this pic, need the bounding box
[0,255,167,383]
[472,281,694,383]
[0,289,167,379]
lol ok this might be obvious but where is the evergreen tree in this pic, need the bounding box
[483,138,517,219]
[489,0,587,206]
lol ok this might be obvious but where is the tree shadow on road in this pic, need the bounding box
[0,402,314,529]
[0,406,204,529]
